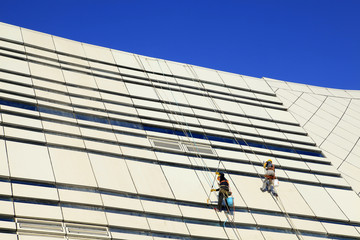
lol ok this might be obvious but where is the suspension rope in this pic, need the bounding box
[139,59,219,191]
[148,61,244,240]
[184,66,248,239]
[189,67,304,240]
[139,60,303,240]
[155,63,216,183]
[275,194,305,240]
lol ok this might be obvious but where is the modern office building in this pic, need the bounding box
[0,22,359,240]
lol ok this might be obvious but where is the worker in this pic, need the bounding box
[260,159,278,197]
[211,172,231,212]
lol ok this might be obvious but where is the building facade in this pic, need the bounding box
[0,22,359,240]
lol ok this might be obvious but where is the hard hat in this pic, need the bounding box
[264,159,272,168]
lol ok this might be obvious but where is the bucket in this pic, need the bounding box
[274,179,279,187]
[226,196,234,207]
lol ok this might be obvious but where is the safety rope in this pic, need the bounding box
[189,66,304,240]
[275,194,305,240]
[149,61,243,240]
[184,66,248,239]
[134,59,239,236]
[140,60,303,240]
[210,94,305,240]
[156,64,218,186]
[138,59,220,192]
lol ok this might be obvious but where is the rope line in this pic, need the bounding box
[140,59,220,192]
[189,67,304,240]
[139,60,304,240]
[186,66,247,239]
[275,194,304,240]
[151,61,244,240]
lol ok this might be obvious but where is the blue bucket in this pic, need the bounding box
[226,197,234,207]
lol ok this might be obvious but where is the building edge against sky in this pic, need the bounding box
[0,21,360,240]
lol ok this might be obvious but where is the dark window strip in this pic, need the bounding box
[0,39,278,99]
[0,98,323,157]
[3,176,357,228]
[0,68,300,132]
[0,49,282,113]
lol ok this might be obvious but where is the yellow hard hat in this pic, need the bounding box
[264,159,272,168]
[215,172,220,176]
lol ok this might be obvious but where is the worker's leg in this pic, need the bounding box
[220,189,229,212]
[269,179,278,197]
[217,192,224,211]
[224,196,230,212]
[261,178,269,192]
[271,186,278,197]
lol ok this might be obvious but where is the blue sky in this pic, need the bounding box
[1,0,359,90]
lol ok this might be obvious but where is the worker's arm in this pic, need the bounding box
[211,188,219,192]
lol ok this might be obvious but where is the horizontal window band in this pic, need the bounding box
[0,117,335,179]
[8,196,360,240]
[0,97,323,157]
[0,216,15,223]
[0,81,307,142]
[10,179,56,189]
[10,198,360,240]
[0,50,281,112]
[0,132,336,185]
[0,39,278,99]
[143,125,323,157]
[0,229,17,235]
[0,73,305,140]
[4,175,358,228]
[0,107,328,167]
[0,137,345,197]
[0,68,301,135]
[0,101,312,155]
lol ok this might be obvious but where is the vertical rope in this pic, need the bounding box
[190,68,304,240]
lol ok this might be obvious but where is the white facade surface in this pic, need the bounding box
[0,22,359,240]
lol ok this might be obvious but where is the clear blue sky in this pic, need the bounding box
[1,0,359,90]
